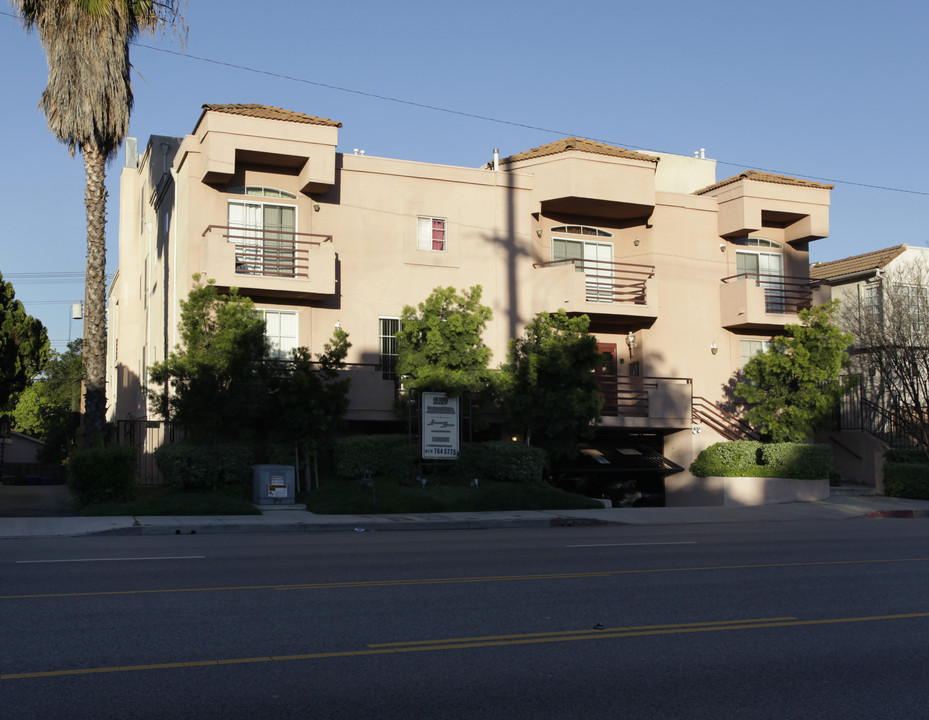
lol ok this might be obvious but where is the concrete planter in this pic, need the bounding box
[665,475,830,507]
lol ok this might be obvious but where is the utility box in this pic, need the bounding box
[252,465,296,505]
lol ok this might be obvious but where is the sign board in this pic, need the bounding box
[422,392,459,459]
[268,474,288,498]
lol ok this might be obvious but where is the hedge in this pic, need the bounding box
[154,441,254,491]
[691,441,831,479]
[333,435,546,484]
[334,435,419,480]
[884,458,929,500]
[456,442,546,484]
[68,446,137,506]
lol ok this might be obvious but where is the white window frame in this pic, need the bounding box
[417,216,447,252]
[739,339,771,367]
[260,309,299,360]
[551,236,614,303]
[227,199,298,276]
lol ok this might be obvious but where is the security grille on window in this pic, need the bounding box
[417,217,446,252]
[379,317,401,379]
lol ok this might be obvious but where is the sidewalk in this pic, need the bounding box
[2,493,928,539]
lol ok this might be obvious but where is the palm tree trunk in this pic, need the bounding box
[83,145,108,444]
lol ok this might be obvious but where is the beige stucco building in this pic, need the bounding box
[107,104,833,503]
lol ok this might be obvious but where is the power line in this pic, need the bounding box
[132,42,929,198]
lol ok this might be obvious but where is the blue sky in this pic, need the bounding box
[2,0,928,352]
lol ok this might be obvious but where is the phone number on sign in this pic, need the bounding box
[424,448,459,457]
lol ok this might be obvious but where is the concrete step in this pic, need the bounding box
[830,486,876,497]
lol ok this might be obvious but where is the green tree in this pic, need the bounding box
[396,286,493,396]
[1,271,50,409]
[13,0,185,443]
[11,340,83,462]
[149,276,268,442]
[736,300,854,442]
[273,330,352,488]
[498,310,601,459]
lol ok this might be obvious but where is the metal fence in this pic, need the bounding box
[114,418,185,486]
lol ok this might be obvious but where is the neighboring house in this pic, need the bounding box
[107,103,833,505]
[811,244,929,484]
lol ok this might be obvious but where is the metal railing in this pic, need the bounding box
[720,273,816,314]
[202,225,333,280]
[534,259,655,304]
[598,376,691,418]
[692,396,759,441]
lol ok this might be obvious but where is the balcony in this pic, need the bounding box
[598,376,693,430]
[533,259,658,321]
[720,273,822,330]
[200,225,336,299]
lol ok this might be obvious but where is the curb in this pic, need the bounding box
[866,510,929,519]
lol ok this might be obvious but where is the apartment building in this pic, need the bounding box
[107,104,832,503]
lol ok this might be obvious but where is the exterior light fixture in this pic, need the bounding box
[313,203,321,212]
[334,321,342,331]
[536,228,543,238]
[710,341,718,355]
[634,238,640,246]
[625,331,637,358]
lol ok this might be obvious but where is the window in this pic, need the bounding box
[379,317,401,379]
[732,237,782,249]
[417,217,446,252]
[552,237,614,302]
[737,249,785,312]
[261,310,298,360]
[863,283,883,324]
[550,225,613,238]
[898,285,929,336]
[228,186,297,200]
[740,339,771,367]
[228,200,297,276]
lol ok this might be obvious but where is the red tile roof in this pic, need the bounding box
[501,137,657,165]
[200,104,342,127]
[809,245,908,280]
[696,170,833,195]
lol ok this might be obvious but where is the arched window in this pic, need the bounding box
[227,186,297,200]
[550,225,613,238]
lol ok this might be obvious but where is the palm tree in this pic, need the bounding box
[12,1,184,444]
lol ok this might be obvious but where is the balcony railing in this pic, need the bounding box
[202,225,333,280]
[534,259,655,304]
[720,273,814,314]
[598,376,692,424]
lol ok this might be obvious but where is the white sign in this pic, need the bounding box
[422,392,459,459]
[268,474,288,498]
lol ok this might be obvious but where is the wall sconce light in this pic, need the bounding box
[313,203,321,212]
[625,331,637,358]
[536,228,543,238]
[719,243,726,252]
[710,341,718,355]
[634,237,640,246]
[334,320,342,331]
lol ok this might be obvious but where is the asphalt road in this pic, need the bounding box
[3,519,929,719]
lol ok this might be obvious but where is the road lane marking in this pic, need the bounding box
[566,542,697,548]
[15,556,206,564]
[4,612,929,681]
[3,557,929,600]
[366,617,800,647]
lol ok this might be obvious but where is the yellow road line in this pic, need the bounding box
[3,557,928,601]
[4,612,928,681]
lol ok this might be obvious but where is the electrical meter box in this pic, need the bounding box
[252,465,296,505]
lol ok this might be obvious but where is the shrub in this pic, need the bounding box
[884,449,929,465]
[691,441,831,479]
[884,463,929,500]
[759,443,832,479]
[68,446,136,507]
[154,441,254,491]
[456,442,546,484]
[334,435,419,480]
